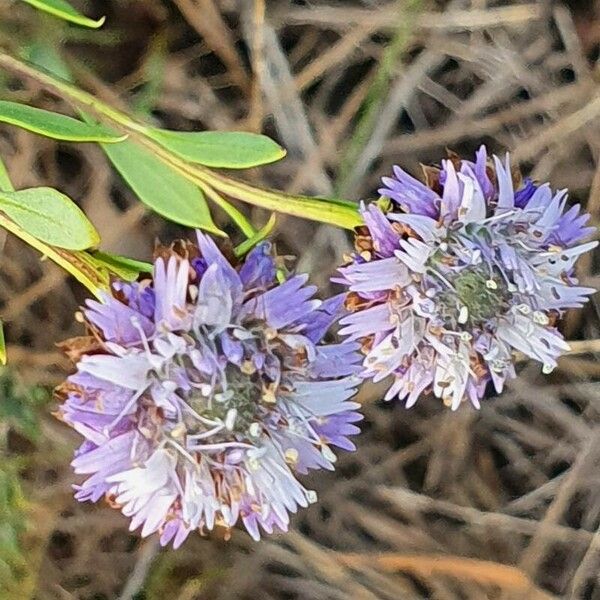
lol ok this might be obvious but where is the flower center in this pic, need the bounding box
[210,366,264,427]
[142,325,284,457]
[438,268,511,328]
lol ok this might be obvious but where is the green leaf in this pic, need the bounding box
[0,374,45,440]
[0,187,100,250]
[101,138,224,234]
[200,172,363,230]
[0,102,125,143]
[0,321,6,366]
[235,213,277,257]
[24,42,73,81]
[19,0,105,28]
[91,251,152,281]
[131,34,168,118]
[0,157,14,192]
[147,130,286,169]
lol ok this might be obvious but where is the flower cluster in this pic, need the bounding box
[337,146,597,409]
[56,145,598,548]
[57,234,361,546]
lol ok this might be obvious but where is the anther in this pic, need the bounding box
[284,448,299,464]
[224,409,237,431]
[306,490,318,503]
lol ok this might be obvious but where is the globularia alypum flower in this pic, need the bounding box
[57,233,361,546]
[336,146,597,410]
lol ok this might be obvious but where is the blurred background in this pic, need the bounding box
[1,0,600,598]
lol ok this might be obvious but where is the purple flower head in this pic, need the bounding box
[57,235,361,546]
[336,146,597,410]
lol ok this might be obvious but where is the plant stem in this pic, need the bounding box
[0,213,105,297]
[0,52,362,230]
[0,152,106,296]
[336,0,421,197]
[234,212,277,256]
[199,184,256,238]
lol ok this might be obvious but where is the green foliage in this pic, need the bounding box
[0,187,100,250]
[0,374,46,440]
[0,373,47,597]
[0,463,28,595]
[0,53,362,231]
[0,101,125,143]
[131,34,168,118]
[336,0,422,196]
[0,158,108,300]
[19,0,105,28]
[234,213,277,257]
[147,130,287,169]
[0,158,14,192]
[91,251,153,281]
[0,323,6,367]
[23,42,73,81]
[101,137,225,235]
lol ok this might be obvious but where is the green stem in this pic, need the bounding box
[199,184,256,239]
[0,152,106,296]
[234,213,277,257]
[0,53,139,130]
[193,168,362,229]
[0,52,362,231]
[336,0,421,196]
[0,213,105,297]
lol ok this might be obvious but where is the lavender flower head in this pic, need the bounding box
[336,146,597,410]
[57,233,361,546]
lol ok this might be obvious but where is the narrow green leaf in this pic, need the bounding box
[0,187,100,250]
[131,33,168,117]
[91,251,152,281]
[0,101,125,143]
[147,130,287,169]
[0,157,14,192]
[101,138,224,235]
[0,321,6,366]
[24,41,73,81]
[20,0,105,28]
[235,213,277,257]
[199,171,363,230]
[278,195,362,230]
[0,211,107,294]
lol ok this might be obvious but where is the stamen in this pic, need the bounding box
[166,438,198,464]
[187,441,256,452]
[186,423,225,442]
[103,386,148,435]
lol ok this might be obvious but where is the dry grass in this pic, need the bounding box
[1,0,600,598]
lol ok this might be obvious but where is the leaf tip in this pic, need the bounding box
[109,133,129,144]
[89,231,101,248]
[91,15,106,28]
[276,145,287,160]
[209,226,228,238]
